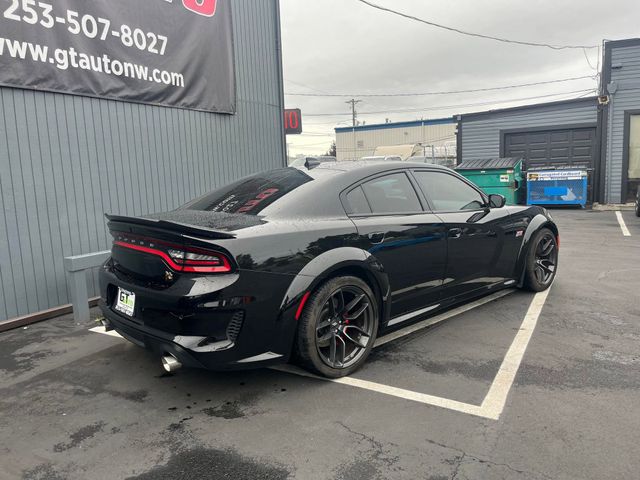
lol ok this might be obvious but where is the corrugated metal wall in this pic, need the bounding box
[335,120,456,161]
[606,43,640,203]
[459,99,598,160]
[0,0,285,321]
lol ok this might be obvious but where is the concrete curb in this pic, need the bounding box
[0,297,100,333]
[591,203,635,211]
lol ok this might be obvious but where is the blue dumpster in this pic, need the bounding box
[526,169,588,206]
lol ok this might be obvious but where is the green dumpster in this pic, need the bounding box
[455,157,524,205]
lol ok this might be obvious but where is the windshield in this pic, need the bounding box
[180,168,313,215]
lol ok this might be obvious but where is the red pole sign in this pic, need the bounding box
[284,109,302,134]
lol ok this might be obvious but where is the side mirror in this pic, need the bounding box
[488,194,506,208]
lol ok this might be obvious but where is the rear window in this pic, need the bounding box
[361,173,421,214]
[345,186,372,214]
[181,168,313,215]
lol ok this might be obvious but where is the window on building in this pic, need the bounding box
[629,115,640,179]
[628,114,640,201]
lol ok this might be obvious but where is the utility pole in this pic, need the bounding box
[346,98,362,127]
[346,99,361,160]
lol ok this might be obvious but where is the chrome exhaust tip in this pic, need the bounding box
[161,355,182,373]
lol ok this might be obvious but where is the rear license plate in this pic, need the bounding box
[114,288,136,317]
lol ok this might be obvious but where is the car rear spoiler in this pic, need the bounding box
[105,214,236,240]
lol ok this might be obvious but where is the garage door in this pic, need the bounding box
[504,127,597,169]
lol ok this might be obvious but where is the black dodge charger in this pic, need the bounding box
[99,161,559,378]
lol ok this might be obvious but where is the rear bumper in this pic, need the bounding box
[101,308,208,369]
[98,263,300,371]
[100,301,292,371]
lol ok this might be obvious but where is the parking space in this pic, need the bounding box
[1,209,639,480]
[619,209,640,236]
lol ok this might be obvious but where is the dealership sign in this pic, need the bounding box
[284,108,302,134]
[0,0,235,113]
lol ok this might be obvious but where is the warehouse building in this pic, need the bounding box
[457,38,640,204]
[0,0,285,322]
[335,118,456,161]
[456,97,600,199]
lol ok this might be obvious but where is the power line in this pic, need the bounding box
[284,74,596,97]
[355,0,598,50]
[303,88,597,117]
[284,78,331,95]
[298,132,336,136]
[582,48,597,71]
[288,140,334,148]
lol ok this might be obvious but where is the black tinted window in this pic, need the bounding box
[361,173,421,214]
[414,171,485,211]
[346,186,371,214]
[181,168,312,215]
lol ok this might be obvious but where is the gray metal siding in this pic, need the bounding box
[0,0,285,321]
[606,44,640,202]
[460,100,598,161]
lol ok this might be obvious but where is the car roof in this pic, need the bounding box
[301,160,451,176]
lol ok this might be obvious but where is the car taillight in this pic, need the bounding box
[166,248,231,273]
[112,234,231,273]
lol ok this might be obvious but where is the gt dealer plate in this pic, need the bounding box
[114,288,136,317]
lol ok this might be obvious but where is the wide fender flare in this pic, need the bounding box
[279,247,390,322]
[515,213,558,284]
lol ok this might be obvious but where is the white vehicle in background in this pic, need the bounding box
[373,144,422,160]
[409,155,456,169]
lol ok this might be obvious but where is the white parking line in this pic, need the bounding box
[480,288,550,419]
[89,326,124,338]
[90,287,549,420]
[275,289,548,420]
[615,211,631,236]
[271,364,486,417]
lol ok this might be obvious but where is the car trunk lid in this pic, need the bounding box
[106,212,242,286]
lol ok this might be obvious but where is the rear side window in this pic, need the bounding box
[345,186,372,214]
[413,171,485,211]
[361,173,421,214]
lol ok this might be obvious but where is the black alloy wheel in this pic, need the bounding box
[524,228,558,291]
[315,285,375,369]
[295,276,378,378]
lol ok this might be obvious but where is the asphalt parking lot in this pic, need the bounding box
[1,209,638,480]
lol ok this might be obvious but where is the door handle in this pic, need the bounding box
[448,228,463,239]
[367,232,385,244]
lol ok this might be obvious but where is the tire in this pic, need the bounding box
[635,199,640,217]
[522,228,558,292]
[295,276,379,378]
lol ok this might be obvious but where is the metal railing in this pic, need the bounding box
[64,251,110,323]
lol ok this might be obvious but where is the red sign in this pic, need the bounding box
[284,108,302,134]
[182,0,218,17]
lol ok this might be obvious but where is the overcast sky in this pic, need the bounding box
[280,0,640,156]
